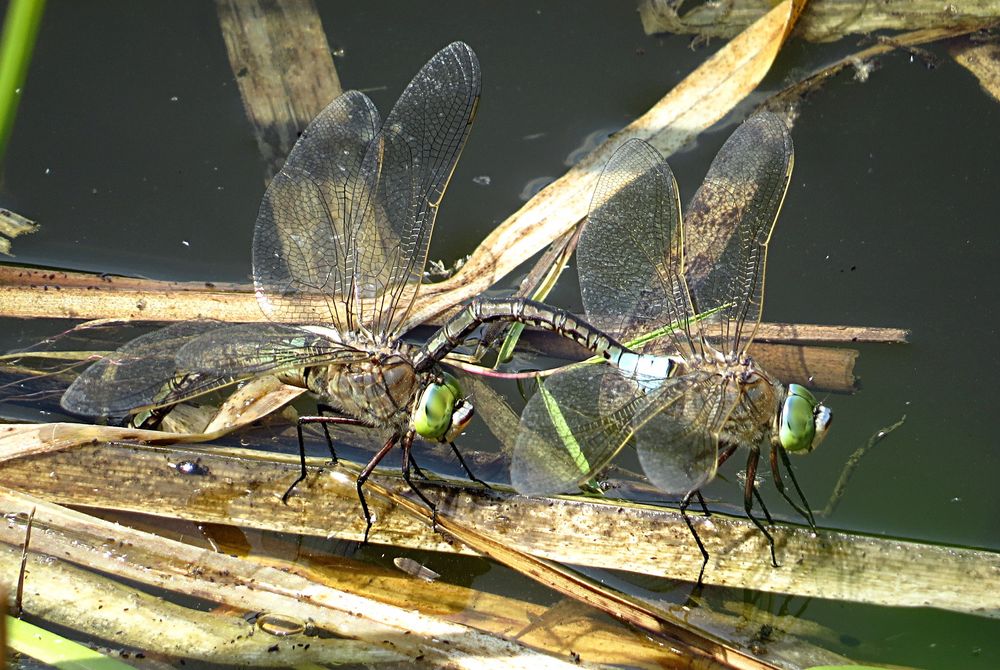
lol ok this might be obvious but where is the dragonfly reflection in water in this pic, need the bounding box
[507,113,833,580]
[60,43,493,539]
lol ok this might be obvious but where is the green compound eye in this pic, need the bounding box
[413,382,457,440]
[778,383,818,453]
[789,383,817,405]
[441,372,463,402]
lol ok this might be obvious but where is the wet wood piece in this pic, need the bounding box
[361,476,777,670]
[750,341,858,392]
[639,0,1000,43]
[0,543,401,665]
[2,441,997,618]
[0,515,727,670]
[136,511,853,668]
[0,266,903,351]
[0,488,598,670]
[0,265,260,322]
[753,321,908,344]
[0,456,777,669]
[215,0,341,180]
[0,208,39,256]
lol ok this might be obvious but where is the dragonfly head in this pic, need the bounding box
[413,372,474,442]
[777,384,832,454]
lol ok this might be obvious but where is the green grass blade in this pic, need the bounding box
[6,615,139,669]
[0,0,47,163]
[495,321,525,364]
[537,377,591,475]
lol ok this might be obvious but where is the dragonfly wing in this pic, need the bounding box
[510,363,654,496]
[253,90,381,328]
[581,138,697,358]
[634,371,740,494]
[683,112,793,357]
[175,323,368,377]
[355,42,480,338]
[60,321,242,417]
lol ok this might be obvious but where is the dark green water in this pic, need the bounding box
[2,2,998,668]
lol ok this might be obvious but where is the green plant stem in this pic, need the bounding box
[6,616,138,670]
[0,0,46,164]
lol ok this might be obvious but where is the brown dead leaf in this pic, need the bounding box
[0,377,306,462]
[952,40,1000,104]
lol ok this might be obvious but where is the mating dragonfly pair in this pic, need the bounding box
[62,42,831,579]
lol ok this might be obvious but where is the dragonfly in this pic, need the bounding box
[503,113,833,580]
[58,39,638,540]
[61,42,492,540]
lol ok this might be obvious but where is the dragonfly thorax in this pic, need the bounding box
[306,349,422,433]
[302,347,473,443]
[714,360,782,451]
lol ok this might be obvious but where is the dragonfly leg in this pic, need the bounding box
[447,441,491,489]
[128,405,172,431]
[716,444,739,468]
[752,485,774,525]
[315,402,341,461]
[282,421,310,504]
[693,489,710,516]
[408,453,431,481]
[679,490,711,585]
[400,431,438,530]
[744,446,779,568]
[356,434,400,544]
[283,415,367,504]
[771,445,816,530]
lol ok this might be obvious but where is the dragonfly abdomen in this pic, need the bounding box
[417,297,633,370]
[616,352,677,387]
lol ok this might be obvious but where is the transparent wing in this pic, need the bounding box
[354,41,480,339]
[175,323,368,376]
[60,322,244,417]
[634,371,740,493]
[62,321,369,418]
[510,364,717,496]
[253,90,381,327]
[580,139,697,358]
[683,112,794,357]
[510,363,651,495]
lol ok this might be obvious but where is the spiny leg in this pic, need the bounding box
[752,485,774,525]
[130,404,171,431]
[693,488,710,516]
[724,441,773,524]
[743,446,779,568]
[717,444,739,468]
[719,442,777,561]
[314,402,340,461]
[356,434,401,544]
[284,414,367,504]
[399,430,439,530]
[679,489,711,585]
[408,452,431,481]
[407,441,489,490]
[447,441,491,489]
[771,444,817,529]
